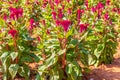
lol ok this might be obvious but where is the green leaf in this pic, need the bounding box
[9,64,19,79]
[10,52,18,61]
[57,49,66,56]
[29,53,40,62]
[88,54,97,65]
[79,31,89,42]
[0,52,10,64]
[38,53,58,75]
[18,65,30,80]
[35,73,41,80]
[21,56,33,63]
[70,39,78,45]
[94,44,105,58]
[0,18,5,27]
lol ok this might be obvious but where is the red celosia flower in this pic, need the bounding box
[29,18,35,30]
[85,0,88,9]
[42,20,46,26]
[42,0,47,8]
[79,24,88,33]
[112,8,118,12]
[3,14,7,21]
[55,0,60,5]
[77,9,84,20]
[30,18,34,26]
[98,10,102,19]
[46,29,50,34]
[68,8,71,14]
[9,7,23,20]
[104,13,109,20]
[118,9,120,14]
[91,6,97,12]
[55,20,60,26]
[62,5,65,10]
[37,36,41,41]
[106,0,110,5]
[8,29,17,37]
[60,20,71,32]
[58,8,63,19]
[52,11,57,20]
[67,0,70,3]
[96,2,104,10]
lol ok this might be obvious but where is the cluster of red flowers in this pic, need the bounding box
[9,7,23,20]
[4,0,119,38]
[8,29,17,37]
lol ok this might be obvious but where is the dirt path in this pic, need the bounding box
[83,48,120,80]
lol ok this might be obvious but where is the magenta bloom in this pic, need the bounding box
[55,0,59,5]
[91,6,97,12]
[85,0,88,9]
[9,7,23,20]
[79,24,88,33]
[29,18,35,30]
[67,0,70,3]
[104,13,109,20]
[52,11,57,20]
[58,8,63,19]
[96,2,104,10]
[30,18,34,26]
[106,0,110,5]
[37,36,41,41]
[3,14,7,21]
[68,8,71,14]
[55,20,60,26]
[8,29,17,37]
[60,20,71,32]
[77,9,84,20]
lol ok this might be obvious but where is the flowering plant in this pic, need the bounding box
[0,0,119,80]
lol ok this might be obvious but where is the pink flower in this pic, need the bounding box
[77,9,84,20]
[37,36,41,41]
[79,24,88,33]
[85,0,88,9]
[29,18,35,30]
[42,0,47,8]
[67,0,70,3]
[30,18,35,26]
[46,29,50,34]
[55,0,59,5]
[8,29,17,37]
[106,0,110,5]
[55,20,60,26]
[91,6,97,12]
[112,8,118,12]
[52,11,57,20]
[68,8,71,14]
[104,13,109,20]
[60,20,71,32]
[3,14,7,21]
[58,8,63,19]
[9,7,23,20]
[96,2,104,10]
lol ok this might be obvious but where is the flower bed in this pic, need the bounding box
[0,0,120,80]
